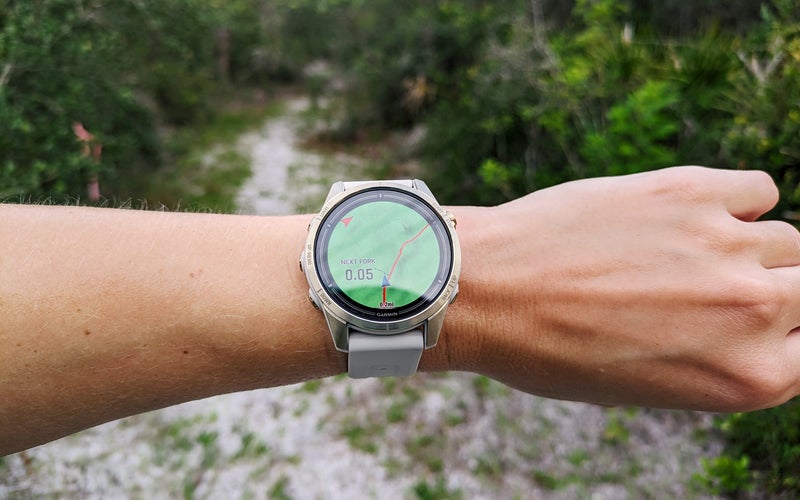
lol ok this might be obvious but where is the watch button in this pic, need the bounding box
[307,290,320,310]
[445,210,457,228]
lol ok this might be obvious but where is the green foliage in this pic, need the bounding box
[0,0,154,200]
[6,0,797,210]
[478,158,524,200]
[695,455,754,496]
[405,434,446,473]
[581,80,680,176]
[701,400,800,496]
[268,474,293,500]
[412,476,462,500]
[294,0,797,210]
[341,422,383,454]
[602,408,633,445]
[293,0,523,131]
[419,0,690,202]
[720,1,800,215]
[0,0,276,204]
[102,98,282,213]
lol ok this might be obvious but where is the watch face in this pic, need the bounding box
[314,187,454,321]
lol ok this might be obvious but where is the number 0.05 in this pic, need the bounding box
[345,268,374,281]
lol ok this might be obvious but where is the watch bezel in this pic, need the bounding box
[303,181,461,339]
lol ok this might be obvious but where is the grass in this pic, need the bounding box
[405,434,446,473]
[111,93,285,213]
[298,380,323,394]
[385,385,422,424]
[233,432,270,461]
[341,422,383,454]
[268,475,293,500]
[412,476,462,500]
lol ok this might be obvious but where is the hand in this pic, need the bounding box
[450,166,800,411]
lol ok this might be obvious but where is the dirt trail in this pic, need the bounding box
[236,96,365,216]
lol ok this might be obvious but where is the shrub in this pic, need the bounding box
[698,399,800,496]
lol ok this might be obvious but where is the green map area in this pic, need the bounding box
[327,201,441,309]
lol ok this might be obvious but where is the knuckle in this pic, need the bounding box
[709,274,793,410]
[724,361,793,410]
[696,222,747,256]
[755,219,800,247]
[720,276,784,329]
[652,167,712,204]
[777,220,800,253]
[751,170,780,205]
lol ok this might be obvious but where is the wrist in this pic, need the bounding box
[224,213,347,385]
[420,205,509,375]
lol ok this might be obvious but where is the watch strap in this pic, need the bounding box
[348,329,424,378]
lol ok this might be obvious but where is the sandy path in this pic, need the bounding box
[236,96,364,216]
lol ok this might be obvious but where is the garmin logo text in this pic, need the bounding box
[376,311,399,317]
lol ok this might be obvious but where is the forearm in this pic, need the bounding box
[4,166,800,454]
[0,205,348,454]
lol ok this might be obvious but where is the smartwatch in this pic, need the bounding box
[300,180,461,378]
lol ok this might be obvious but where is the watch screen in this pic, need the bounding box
[314,187,453,320]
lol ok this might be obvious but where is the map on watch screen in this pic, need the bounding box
[326,200,441,309]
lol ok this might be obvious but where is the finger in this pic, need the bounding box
[647,167,778,221]
[710,169,778,221]
[785,329,800,390]
[751,220,800,269]
[769,266,800,330]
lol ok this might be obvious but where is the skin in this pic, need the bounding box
[1,166,799,455]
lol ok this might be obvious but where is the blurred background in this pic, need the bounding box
[1,0,799,497]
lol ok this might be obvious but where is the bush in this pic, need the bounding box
[720,0,800,216]
[0,0,277,203]
[697,399,800,496]
[0,0,155,201]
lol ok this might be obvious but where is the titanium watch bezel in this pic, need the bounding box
[302,181,461,352]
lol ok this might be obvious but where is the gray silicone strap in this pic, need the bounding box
[348,329,425,378]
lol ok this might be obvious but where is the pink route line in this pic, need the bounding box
[387,223,431,280]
